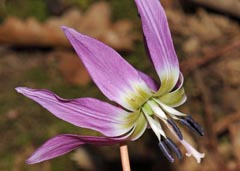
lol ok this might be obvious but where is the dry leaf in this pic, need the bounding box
[0,2,137,86]
[0,2,138,51]
[166,8,240,56]
[188,0,240,18]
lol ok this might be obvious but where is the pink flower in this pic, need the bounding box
[16,0,204,164]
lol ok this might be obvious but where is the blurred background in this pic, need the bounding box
[0,0,239,171]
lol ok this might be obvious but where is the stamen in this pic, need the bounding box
[158,141,174,163]
[143,110,166,140]
[148,100,168,120]
[185,115,204,136]
[164,138,182,160]
[155,100,186,117]
[179,118,200,135]
[167,119,183,140]
[165,120,205,163]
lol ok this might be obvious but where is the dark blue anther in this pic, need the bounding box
[186,115,204,136]
[158,141,174,163]
[179,118,199,135]
[164,138,182,160]
[180,115,204,136]
[167,119,183,140]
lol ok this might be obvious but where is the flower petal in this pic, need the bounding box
[16,87,136,137]
[27,134,120,164]
[138,71,159,92]
[130,113,147,140]
[173,72,184,91]
[135,0,180,95]
[108,111,147,141]
[158,87,187,107]
[62,26,151,111]
[158,73,186,107]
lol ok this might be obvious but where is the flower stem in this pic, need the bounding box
[120,142,131,171]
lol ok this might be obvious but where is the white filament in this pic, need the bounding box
[147,100,168,120]
[155,100,186,117]
[143,108,166,140]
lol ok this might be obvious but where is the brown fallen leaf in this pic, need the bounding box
[0,2,138,51]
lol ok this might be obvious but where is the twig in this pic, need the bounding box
[120,142,131,171]
[194,71,217,148]
[181,40,240,75]
[188,0,240,18]
[214,112,240,134]
[229,123,240,170]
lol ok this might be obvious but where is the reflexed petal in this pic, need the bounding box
[62,26,151,111]
[173,72,184,91]
[130,113,147,140]
[157,73,186,107]
[135,0,180,95]
[158,87,187,107]
[110,127,136,141]
[110,111,144,141]
[16,87,136,137]
[27,134,120,164]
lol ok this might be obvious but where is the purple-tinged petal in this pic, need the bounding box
[16,87,137,137]
[135,0,180,95]
[110,127,136,141]
[174,72,184,91]
[108,111,147,141]
[138,71,159,92]
[62,26,151,111]
[27,134,120,164]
